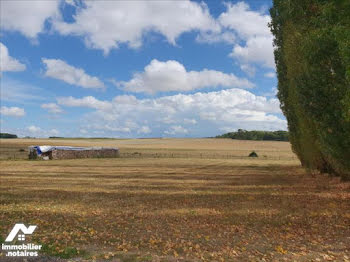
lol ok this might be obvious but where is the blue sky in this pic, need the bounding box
[0,0,286,138]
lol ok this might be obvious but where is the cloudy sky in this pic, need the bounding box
[0,0,285,138]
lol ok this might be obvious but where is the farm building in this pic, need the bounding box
[28,145,119,160]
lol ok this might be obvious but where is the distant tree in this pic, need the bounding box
[216,130,289,141]
[270,0,350,180]
[0,133,18,138]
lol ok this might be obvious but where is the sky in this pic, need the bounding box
[0,0,286,138]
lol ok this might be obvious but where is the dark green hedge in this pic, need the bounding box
[216,129,289,141]
[270,0,350,180]
[0,133,18,138]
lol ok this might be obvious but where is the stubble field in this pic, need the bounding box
[0,138,349,261]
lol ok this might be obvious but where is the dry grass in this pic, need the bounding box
[0,138,295,160]
[0,138,349,261]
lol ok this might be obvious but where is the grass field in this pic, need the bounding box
[0,138,349,261]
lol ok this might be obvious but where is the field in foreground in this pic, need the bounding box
[0,138,349,261]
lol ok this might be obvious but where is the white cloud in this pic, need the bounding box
[64,0,77,7]
[159,116,177,124]
[218,2,271,39]
[184,118,197,124]
[0,0,60,38]
[41,103,63,114]
[264,72,276,78]
[117,59,253,94]
[230,36,275,69]
[0,106,25,117]
[90,124,131,133]
[57,88,286,137]
[53,1,219,54]
[24,125,59,137]
[0,43,26,72]
[50,129,59,136]
[196,31,235,44]
[164,125,188,135]
[80,129,88,134]
[57,96,112,111]
[240,64,256,77]
[42,58,104,89]
[27,125,41,133]
[217,2,275,69]
[138,126,151,134]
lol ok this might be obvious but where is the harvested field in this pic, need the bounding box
[0,138,349,261]
[0,138,295,160]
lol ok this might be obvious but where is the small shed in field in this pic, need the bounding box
[28,145,119,160]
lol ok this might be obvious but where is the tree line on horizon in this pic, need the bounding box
[270,0,350,180]
[216,129,289,141]
[0,133,18,139]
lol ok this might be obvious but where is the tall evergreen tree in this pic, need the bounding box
[270,0,350,180]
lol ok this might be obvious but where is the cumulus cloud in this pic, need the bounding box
[0,0,60,38]
[25,125,59,137]
[0,106,25,117]
[230,35,275,69]
[184,118,197,124]
[164,126,188,135]
[42,58,104,89]
[53,1,219,54]
[1,1,275,73]
[240,64,256,78]
[90,124,131,133]
[50,129,59,136]
[117,59,253,94]
[138,126,151,134]
[0,43,26,72]
[57,96,112,111]
[218,2,271,39]
[64,0,77,7]
[217,2,275,70]
[57,88,286,137]
[27,125,41,133]
[41,103,63,114]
